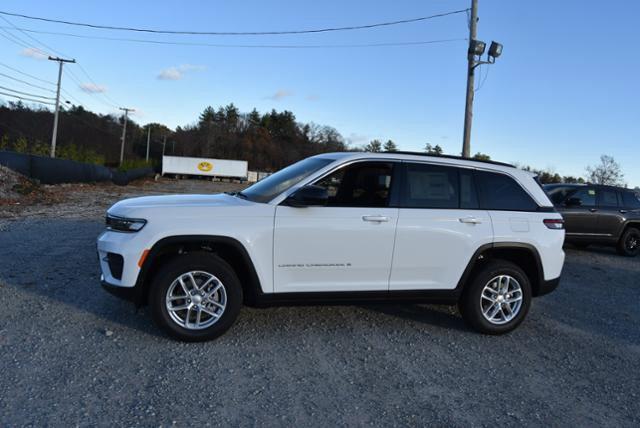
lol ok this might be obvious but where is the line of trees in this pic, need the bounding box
[0,101,635,189]
[0,101,346,171]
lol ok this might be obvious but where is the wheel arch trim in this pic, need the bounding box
[134,235,263,306]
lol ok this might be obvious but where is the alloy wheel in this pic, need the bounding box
[165,271,227,330]
[480,275,523,325]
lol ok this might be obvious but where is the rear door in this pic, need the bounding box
[389,163,493,290]
[596,188,625,238]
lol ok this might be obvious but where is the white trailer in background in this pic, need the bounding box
[162,156,248,181]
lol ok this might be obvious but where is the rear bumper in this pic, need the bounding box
[537,277,560,296]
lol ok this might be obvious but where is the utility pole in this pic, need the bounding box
[162,135,166,157]
[462,0,478,159]
[119,107,134,166]
[48,56,75,158]
[145,126,151,162]
[461,0,503,158]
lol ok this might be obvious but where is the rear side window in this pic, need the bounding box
[402,163,458,208]
[598,189,619,207]
[475,171,538,211]
[622,191,640,209]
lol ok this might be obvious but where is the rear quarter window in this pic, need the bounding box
[475,171,539,211]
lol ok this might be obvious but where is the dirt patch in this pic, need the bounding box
[0,175,247,224]
[0,165,62,206]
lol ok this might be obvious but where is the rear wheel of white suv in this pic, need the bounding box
[459,260,532,335]
[150,252,243,342]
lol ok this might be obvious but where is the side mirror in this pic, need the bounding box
[285,185,328,207]
[565,197,582,207]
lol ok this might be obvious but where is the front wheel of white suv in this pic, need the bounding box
[459,260,532,335]
[150,252,243,342]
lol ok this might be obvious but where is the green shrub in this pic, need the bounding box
[0,135,8,151]
[14,136,28,153]
[117,158,156,172]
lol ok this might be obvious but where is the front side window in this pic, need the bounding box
[313,162,394,207]
[241,157,334,203]
[475,171,539,211]
[545,185,579,205]
[568,187,596,207]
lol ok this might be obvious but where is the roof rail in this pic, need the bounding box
[385,151,515,168]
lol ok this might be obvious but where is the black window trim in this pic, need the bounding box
[396,161,548,212]
[283,159,402,209]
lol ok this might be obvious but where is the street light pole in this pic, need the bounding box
[48,56,75,158]
[462,0,478,158]
[119,107,134,166]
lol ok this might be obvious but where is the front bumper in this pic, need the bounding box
[101,275,137,302]
[97,230,148,288]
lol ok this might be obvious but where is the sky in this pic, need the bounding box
[0,0,638,186]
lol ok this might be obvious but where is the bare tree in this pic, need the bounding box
[586,155,625,186]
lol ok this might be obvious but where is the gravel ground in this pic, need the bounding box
[0,179,639,426]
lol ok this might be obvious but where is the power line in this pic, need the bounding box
[0,8,469,36]
[0,26,468,49]
[0,90,55,105]
[0,71,56,93]
[0,14,61,57]
[0,16,123,110]
[0,61,55,85]
[0,84,55,100]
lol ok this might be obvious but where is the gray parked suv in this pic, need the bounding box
[544,184,640,256]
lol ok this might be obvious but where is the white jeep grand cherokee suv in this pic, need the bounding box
[98,152,565,341]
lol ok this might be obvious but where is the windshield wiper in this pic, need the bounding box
[226,191,249,200]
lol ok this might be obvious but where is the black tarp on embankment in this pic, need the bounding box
[0,151,153,185]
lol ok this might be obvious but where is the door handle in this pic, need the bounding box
[459,216,482,224]
[362,215,389,223]
[589,208,598,213]
[619,210,628,214]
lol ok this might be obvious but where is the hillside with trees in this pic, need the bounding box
[0,101,346,171]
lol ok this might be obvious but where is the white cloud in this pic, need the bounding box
[346,133,369,145]
[157,64,206,80]
[267,89,293,101]
[21,47,47,60]
[79,83,107,93]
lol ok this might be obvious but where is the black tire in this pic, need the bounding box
[150,252,243,342]
[458,260,532,335]
[616,227,640,257]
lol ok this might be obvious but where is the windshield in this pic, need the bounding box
[241,157,335,203]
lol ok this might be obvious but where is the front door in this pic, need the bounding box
[561,186,599,238]
[274,161,399,293]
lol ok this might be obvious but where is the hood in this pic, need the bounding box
[107,193,252,217]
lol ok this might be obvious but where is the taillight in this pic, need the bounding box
[544,218,564,230]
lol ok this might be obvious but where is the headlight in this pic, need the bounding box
[106,214,147,232]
